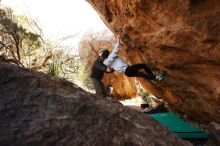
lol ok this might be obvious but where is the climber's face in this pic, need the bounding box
[100,56,107,61]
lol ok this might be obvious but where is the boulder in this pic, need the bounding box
[86,0,220,123]
[0,63,190,146]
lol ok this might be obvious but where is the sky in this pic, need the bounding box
[1,0,108,52]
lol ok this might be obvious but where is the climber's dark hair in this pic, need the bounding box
[99,49,109,58]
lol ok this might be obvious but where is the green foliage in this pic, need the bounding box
[47,59,61,77]
[76,61,94,90]
[139,88,154,105]
[0,6,45,68]
[0,5,93,92]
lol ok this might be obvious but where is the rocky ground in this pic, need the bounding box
[0,62,192,146]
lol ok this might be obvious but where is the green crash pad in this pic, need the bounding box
[148,112,208,139]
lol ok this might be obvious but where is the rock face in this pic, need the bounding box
[86,0,220,123]
[208,122,220,146]
[0,62,190,146]
[79,31,137,99]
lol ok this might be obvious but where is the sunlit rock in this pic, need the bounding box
[86,0,220,123]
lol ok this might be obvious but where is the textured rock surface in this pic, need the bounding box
[86,0,220,123]
[0,63,191,146]
[79,31,137,99]
[207,122,220,146]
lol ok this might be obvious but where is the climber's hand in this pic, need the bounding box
[106,66,114,73]
[106,67,112,72]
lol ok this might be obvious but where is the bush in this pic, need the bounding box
[76,62,93,90]
[139,88,154,105]
[47,59,61,77]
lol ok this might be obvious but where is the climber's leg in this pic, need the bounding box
[133,71,156,80]
[125,64,156,79]
[91,78,107,97]
[125,65,156,80]
[125,64,167,82]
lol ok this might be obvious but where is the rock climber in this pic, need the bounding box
[91,49,113,97]
[103,35,165,82]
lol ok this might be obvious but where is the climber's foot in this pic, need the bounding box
[156,71,166,82]
[156,75,164,82]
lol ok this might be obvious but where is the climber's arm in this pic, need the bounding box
[103,42,121,66]
[93,60,107,72]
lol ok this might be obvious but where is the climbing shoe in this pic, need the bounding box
[156,71,166,82]
[156,74,164,81]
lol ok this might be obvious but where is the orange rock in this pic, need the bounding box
[86,0,220,123]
